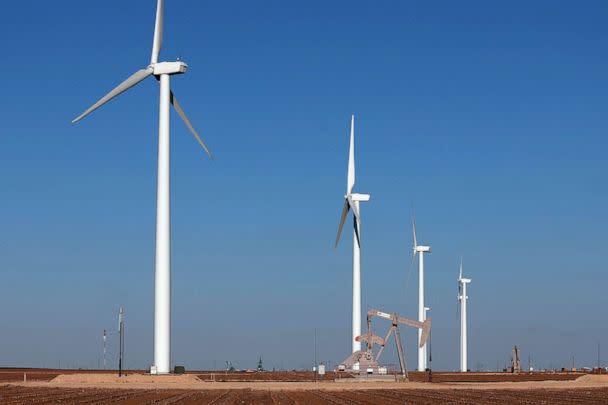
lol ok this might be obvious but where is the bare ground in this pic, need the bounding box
[1,385,608,404]
[2,371,608,404]
[6,372,608,391]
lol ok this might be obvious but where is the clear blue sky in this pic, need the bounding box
[0,0,606,371]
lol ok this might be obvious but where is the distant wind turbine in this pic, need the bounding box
[72,0,212,374]
[411,215,431,371]
[458,258,472,372]
[335,115,370,355]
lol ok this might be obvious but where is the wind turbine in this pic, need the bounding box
[411,216,431,371]
[72,0,212,374]
[335,115,370,356]
[458,258,472,372]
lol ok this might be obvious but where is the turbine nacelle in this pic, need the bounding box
[152,61,188,76]
[414,245,431,253]
[346,193,371,202]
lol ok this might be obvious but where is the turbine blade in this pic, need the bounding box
[354,216,361,248]
[412,214,418,249]
[409,249,417,272]
[347,114,355,194]
[334,200,350,248]
[347,196,362,247]
[170,91,213,159]
[347,195,360,223]
[405,238,417,289]
[459,257,463,280]
[72,68,153,123]
[150,0,164,64]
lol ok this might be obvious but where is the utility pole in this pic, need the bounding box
[598,341,601,369]
[118,307,124,377]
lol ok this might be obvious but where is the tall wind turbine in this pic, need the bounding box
[335,115,370,355]
[411,216,431,371]
[72,0,212,375]
[458,258,472,372]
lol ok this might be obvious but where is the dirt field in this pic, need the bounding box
[1,385,608,404]
[0,368,584,383]
[2,370,607,404]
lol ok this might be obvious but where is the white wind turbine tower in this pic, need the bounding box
[72,0,212,374]
[411,216,431,371]
[335,115,370,355]
[458,258,472,372]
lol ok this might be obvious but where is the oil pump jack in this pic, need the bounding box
[339,308,431,379]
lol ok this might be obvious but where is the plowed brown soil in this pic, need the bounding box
[1,385,608,404]
[3,370,607,404]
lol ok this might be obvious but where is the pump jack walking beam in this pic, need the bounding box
[367,309,431,348]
